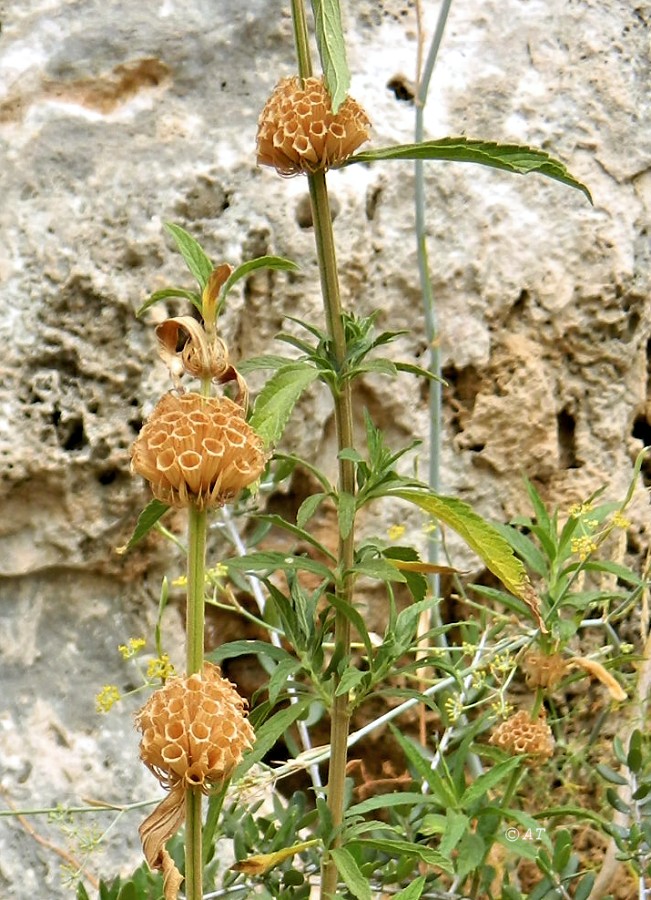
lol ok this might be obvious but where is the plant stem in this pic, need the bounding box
[185,503,208,900]
[290,5,357,895]
[308,169,357,900]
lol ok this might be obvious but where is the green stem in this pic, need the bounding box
[291,0,313,81]
[185,503,207,900]
[290,5,355,895]
[308,170,357,900]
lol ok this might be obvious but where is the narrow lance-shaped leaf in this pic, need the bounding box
[390,488,547,631]
[136,287,202,319]
[343,137,592,203]
[249,363,319,447]
[116,499,170,554]
[164,222,214,289]
[311,0,350,112]
[220,255,300,304]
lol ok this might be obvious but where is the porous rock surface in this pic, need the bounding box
[0,0,649,894]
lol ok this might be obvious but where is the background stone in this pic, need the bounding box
[0,0,649,895]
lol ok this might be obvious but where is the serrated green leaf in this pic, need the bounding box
[249,363,319,447]
[221,255,299,302]
[116,499,170,554]
[344,137,592,203]
[391,489,529,600]
[136,287,202,318]
[164,222,214,288]
[329,848,371,900]
[311,0,350,113]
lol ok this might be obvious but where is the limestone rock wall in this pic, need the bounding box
[0,0,649,894]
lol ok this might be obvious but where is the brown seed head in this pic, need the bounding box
[522,651,568,691]
[135,662,255,793]
[131,392,266,509]
[256,75,371,176]
[489,709,554,766]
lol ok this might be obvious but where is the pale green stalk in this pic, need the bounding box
[185,503,208,899]
[290,3,357,895]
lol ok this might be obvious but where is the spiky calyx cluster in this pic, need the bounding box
[256,75,370,176]
[523,651,568,691]
[135,662,255,793]
[130,392,266,509]
[489,709,554,766]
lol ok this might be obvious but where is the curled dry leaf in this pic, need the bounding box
[568,656,627,701]
[138,783,186,900]
[521,581,548,634]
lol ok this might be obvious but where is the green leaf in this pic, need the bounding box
[552,829,572,874]
[136,287,202,318]
[337,490,356,540]
[268,657,302,705]
[233,697,313,780]
[311,0,350,113]
[164,222,214,288]
[344,137,592,203]
[461,756,522,806]
[329,848,371,900]
[249,363,319,447]
[296,492,329,529]
[221,255,299,302]
[254,512,336,560]
[440,810,470,858]
[391,488,530,600]
[454,831,485,881]
[627,729,643,774]
[208,639,294,666]
[595,763,629,786]
[349,838,453,873]
[221,550,333,583]
[116,499,170,554]
[347,792,434,817]
[393,876,426,900]
[573,872,596,900]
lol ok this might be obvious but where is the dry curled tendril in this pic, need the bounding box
[135,663,255,898]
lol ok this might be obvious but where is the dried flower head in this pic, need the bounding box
[489,709,554,766]
[522,651,568,691]
[135,662,255,793]
[257,75,370,176]
[131,392,266,509]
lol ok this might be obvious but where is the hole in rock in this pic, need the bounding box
[557,408,579,469]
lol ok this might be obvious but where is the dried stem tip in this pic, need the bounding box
[135,662,255,793]
[489,709,554,766]
[131,392,266,509]
[257,75,370,176]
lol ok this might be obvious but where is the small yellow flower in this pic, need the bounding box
[388,524,406,541]
[571,535,598,561]
[569,501,594,519]
[612,511,631,530]
[146,653,176,682]
[444,695,463,723]
[96,685,121,713]
[118,637,146,660]
[172,575,187,588]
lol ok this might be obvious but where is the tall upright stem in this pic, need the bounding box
[185,504,207,900]
[308,170,357,900]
